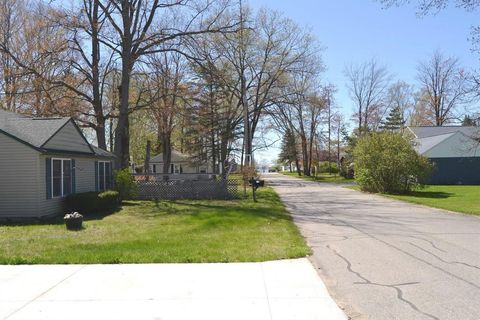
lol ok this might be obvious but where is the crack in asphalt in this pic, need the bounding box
[408,236,447,253]
[409,242,480,271]
[327,245,440,320]
[315,210,480,291]
[271,175,480,319]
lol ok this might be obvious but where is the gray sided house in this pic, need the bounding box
[407,126,480,185]
[149,150,210,175]
[0,109,115,219]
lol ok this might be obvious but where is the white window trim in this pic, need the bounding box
[52,158,72,198]
[170,163,181,175]
[98,161,110,191]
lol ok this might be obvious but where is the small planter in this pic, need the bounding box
[64,212,84,231]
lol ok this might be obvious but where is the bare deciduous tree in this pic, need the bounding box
[345,59,391,133]
[385,80,415,124]
[0,0,26,111]
[271,59,325,176]
[96,0,237,169]
[379,0,479,13]
[417,51,469,125]
[216,7,319,167]
[144,50,189,178]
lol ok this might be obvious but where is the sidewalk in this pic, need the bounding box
[0,258,346,320]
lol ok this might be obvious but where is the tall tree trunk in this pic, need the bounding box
[114,59,131,169]
[358,105,362,134]
[161,132,172,179]
[242,74,251,167]
[337,123,341,168]
[91,0,107,150]
[109,117,114,152]
[301,136,309,176]
[295,158,301,176]
[94,120,106,150]
[114,3,132,169]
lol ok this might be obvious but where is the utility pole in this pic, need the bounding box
[327,88,332,174]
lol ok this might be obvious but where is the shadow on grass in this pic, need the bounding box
[0,205,124,227]
[404,191,454,199]
[137,189,291,224]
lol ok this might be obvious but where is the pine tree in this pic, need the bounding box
[381,106,405,131]
[279,129,298,172]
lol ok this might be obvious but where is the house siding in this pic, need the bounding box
[429,157,480,185]
[75,158,96,193]
[0,133,40,217]
[150,161,205,174]
[38,155,107,216]
[42,121,92,153]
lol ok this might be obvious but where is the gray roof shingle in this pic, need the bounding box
[0,109,115,158]
[408,126,480,156]
[409,126,478,139]
[0,109,70,148]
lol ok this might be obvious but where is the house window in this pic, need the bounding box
[152,164,156,173]
[170,163,180,174]
[52,158,72,198]
[97,161,111,191]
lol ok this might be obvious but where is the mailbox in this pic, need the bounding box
[250,178,265,190]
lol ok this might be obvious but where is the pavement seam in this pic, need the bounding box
[409,242,480,271]
[259,263,274,320]
[2,265,86,320]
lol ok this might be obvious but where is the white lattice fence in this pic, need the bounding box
[135,178,242,200]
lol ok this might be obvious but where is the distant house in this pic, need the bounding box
[0,109,115,219]
[407,126,480,185]
[149,150,209,175]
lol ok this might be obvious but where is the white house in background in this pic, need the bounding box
[0,109,115,219]
[149,150,209,174]
[407,126,480,185]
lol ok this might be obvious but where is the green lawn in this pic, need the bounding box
[281,171,353,184]
[355,185,480,216]
[0,188,310,264]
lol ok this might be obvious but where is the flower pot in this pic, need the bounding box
[65,217,83,231]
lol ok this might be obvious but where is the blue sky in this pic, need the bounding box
[251,0,480,163]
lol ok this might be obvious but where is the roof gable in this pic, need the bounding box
[0,110,70,149]
[409,126,477,139]
[0,109,116,158]
[415,132,456,155]
[151,150,190,163]
[423,131,480,158]
[42,120,94,153]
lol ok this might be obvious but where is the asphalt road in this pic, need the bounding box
[266,173,480,320]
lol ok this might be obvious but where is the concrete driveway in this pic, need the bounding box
[0,258,346,320]
[267,173,480,320]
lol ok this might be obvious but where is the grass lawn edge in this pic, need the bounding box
[345,185,480,217]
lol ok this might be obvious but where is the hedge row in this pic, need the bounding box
[66,190,120,214]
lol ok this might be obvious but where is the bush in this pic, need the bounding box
[318,162,339,174]
[98,190,120,210]
[66,192,98,214]
[114,168,137,200]
[66,191,120,214]
[353,132,432,194]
